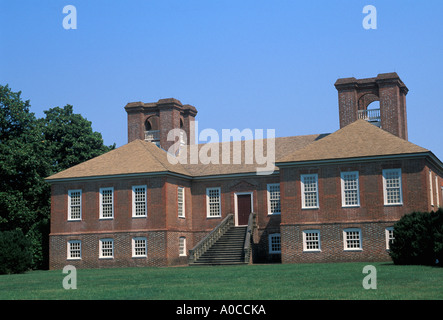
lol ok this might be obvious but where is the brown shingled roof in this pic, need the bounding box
[46,119,430,181]
[46,139,191,180]
[182,134,327,176]
[277,119,429,164]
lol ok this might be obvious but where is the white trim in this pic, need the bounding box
[267,183,281,215]
[206,187,221,218]
[436,176,440,207]
[99,187,114,219]
[301,174,319,209]
[67,189,82,221]
[178,186,185,218]
[132,237,147,258]
[430,170,434,206]
[268,233,281,254]
[340,171,360,207]
[382,169,403,206]
[179,236,187,256]
[132,185,147,218]
[67,240,81,260]
[343,228,362,251]
[99,238,114,259]
[385,227,394,250]
[302,230,321,252]
[234,192,254,226]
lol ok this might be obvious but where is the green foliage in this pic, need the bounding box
[390,209,443,266]
[0,229,33,274]
[39,105,115,175]
[0,84,114,269]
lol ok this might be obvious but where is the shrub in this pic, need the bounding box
[0,229,33,274]
[390,209,443,266]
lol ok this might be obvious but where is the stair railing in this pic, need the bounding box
[189,213,234,264]
[243,212,256,263]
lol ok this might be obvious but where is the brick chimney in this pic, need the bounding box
[124,98,198,152]
[334,72,409,140]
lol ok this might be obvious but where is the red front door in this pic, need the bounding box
[237,194,252,226]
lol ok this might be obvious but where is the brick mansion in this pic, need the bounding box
[46,73,443,269]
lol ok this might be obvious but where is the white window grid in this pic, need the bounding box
[269,233,281,253]
[179,237,186,256]
[132,237,147,257]
[207,187,221,217]
[67,240,81,259]
[385,227,394,250]
[132,186,147,217]
[178,187,185,218]
[68,190,82,220]
[430,171,434,206]
[343,229,362,250]
[303,230,321,252]
[383,169,402,205]
[341,172,360,207]
[100,187,114,219]
[100,239,114,258]
[301,174,319,209]
[267,184,281,214]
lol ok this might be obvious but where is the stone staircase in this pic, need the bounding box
[190,226,248,266]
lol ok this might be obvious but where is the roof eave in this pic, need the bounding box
[275,152,433,168]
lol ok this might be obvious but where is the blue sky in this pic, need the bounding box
[1,0,442,160]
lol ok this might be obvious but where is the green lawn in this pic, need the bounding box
[0,262,442,300]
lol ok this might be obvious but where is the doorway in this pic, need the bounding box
[235,192,253,226]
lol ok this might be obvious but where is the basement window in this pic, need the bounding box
[268,233,281,254]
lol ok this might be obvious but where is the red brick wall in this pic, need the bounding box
[279,157,432,263]
[281,221,394,264]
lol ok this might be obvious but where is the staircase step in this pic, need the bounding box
[190,226,248,266]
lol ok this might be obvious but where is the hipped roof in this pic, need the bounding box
[46,120,433,182]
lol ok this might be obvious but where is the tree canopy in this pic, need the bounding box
[0,84,115,270]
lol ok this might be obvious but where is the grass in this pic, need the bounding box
[0,262,442,300]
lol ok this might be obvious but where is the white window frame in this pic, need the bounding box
[385,227,394,250]
[99,238,114,259]
[132,185,147,218]
[301,174,319,209]
[178,186,185,218]
[179,236,187,256]
[99,187,114,219]
[343,228,362,251]
[340,171,360,207]
[430,171,434,206]
[268,233,281,254]
[436,176,440,208]
[68,189,82,221]
[302,230,321,252]
[267,183,281,215]
[67,240,81,260]
[132,237,147,258]
[206,187,221,218]
[382,169,403,206]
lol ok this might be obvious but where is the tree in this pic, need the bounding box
[0,229,33,274]
[0,84,115,269]
[390,209,443,266]
[39,105,115,175]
